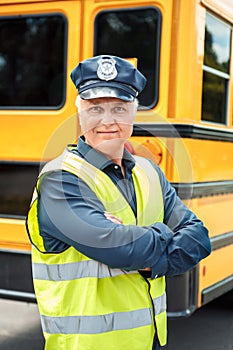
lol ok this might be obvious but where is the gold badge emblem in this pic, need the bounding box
[97,57,118,81]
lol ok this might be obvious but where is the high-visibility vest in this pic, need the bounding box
[26,147,167,350]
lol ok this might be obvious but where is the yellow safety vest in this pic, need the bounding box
[27,147,167,350]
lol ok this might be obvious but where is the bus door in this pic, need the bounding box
[0,0,81,301]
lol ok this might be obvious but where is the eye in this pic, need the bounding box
[87,106,104,114]
[112,106,127,113]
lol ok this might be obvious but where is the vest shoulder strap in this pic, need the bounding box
[37,149,164,225]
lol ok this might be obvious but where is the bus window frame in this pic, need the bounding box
[93,6,162,110]
[202,11,232,125]
[0,12,68,111]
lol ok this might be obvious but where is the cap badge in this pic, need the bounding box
[97,57,118,81]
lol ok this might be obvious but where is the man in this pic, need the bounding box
[26,55,211,350]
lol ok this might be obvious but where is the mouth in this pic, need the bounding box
[97,130,118,134]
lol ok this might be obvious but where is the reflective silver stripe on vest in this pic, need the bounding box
[153,293,166,316]
[41,308,152,335]
[32,260,137,281]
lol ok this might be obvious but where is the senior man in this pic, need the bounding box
[26,55,211,350]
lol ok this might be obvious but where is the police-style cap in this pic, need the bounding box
[70,55,147,101]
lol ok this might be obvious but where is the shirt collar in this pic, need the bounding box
[71,136,135,171]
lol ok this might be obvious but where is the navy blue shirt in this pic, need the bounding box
[38,137,211,278]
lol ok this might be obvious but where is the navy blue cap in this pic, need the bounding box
[70,55,147,101]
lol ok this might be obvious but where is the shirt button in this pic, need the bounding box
[114,165,118,170]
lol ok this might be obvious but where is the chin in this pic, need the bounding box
[95,138,125,155]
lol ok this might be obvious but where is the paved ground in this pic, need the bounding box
[0,290,232,350]
[166,290,233,350]
[0,299,44,350]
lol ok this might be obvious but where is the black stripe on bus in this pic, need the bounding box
[167,232,233,313]
[0,249,36,302]
[133,123,233,142]
[0,161,233,216]
[202,275,233,306]
[172,180,233,199]
[210,231,233,251]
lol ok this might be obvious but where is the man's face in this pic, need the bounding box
[78,97,137,149]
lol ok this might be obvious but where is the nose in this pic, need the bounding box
[101,111,115,125]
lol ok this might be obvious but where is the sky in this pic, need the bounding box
[206,13,231,64]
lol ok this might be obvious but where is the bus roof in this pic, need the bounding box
[0,0,56,4]
[0,0,233,22]
[202,0,233,23]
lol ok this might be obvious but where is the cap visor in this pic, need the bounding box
[79,87,134,101]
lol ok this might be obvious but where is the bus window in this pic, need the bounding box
[94,7,161,109]
[202,13,231,124]
[0,14,67,109]
[0,162,39,217]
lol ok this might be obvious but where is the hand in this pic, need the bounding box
[104,211,123,224]
[104,212,151,271]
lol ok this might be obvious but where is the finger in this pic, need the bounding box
[104,212,123,224]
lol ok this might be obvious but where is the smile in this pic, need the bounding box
[97,131,118,133]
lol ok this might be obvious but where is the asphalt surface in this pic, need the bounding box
[0,290,232,350]
[166,290,233,350]
[0,299,44,350]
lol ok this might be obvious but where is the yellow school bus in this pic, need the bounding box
[0,0,233,316]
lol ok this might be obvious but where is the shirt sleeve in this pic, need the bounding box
[38,168,211,278]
